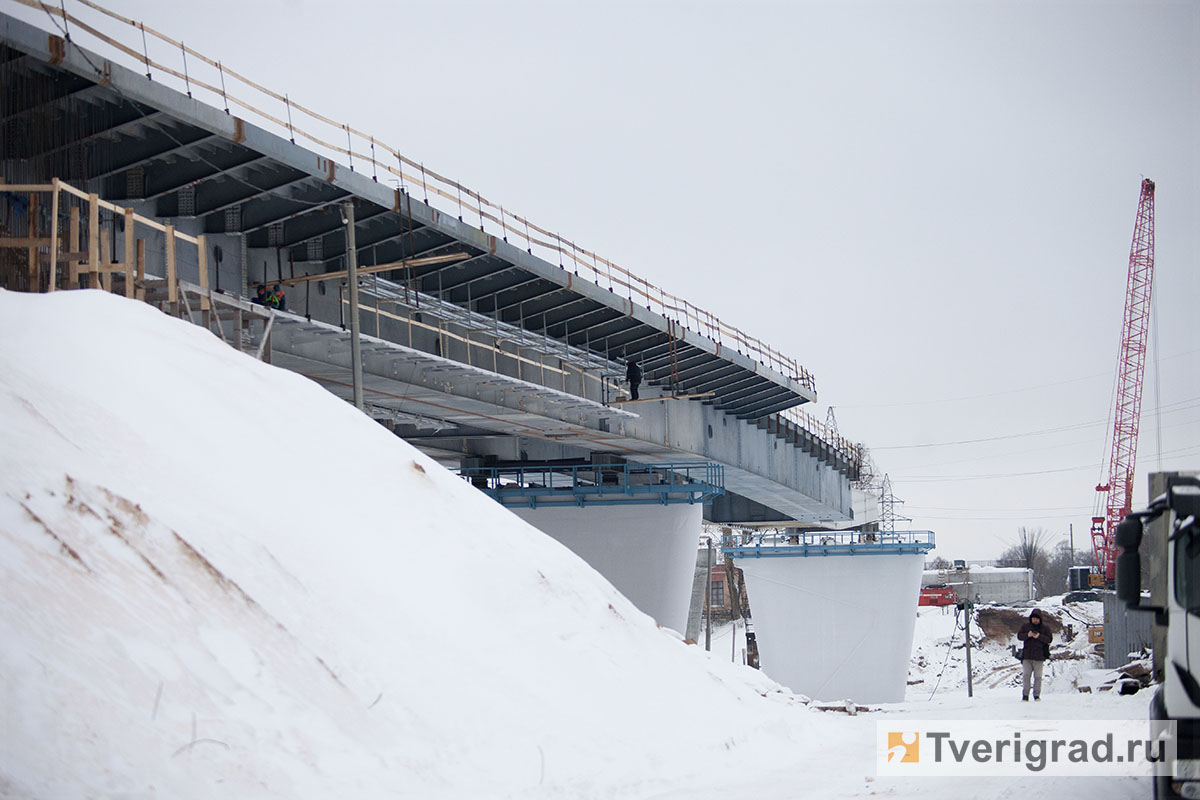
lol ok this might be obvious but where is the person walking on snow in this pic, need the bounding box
[1017,608,1052,701]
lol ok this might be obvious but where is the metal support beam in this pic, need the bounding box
[345,201,364,411]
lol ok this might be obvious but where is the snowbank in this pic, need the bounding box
[0,289,803,798]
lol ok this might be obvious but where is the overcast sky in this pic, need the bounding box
[13,0,1199,560]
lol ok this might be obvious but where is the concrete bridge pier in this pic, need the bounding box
[512,503,702,635]
[462,462,722,634]
[726,531,935,703]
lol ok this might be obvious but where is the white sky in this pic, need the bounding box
[12,0,1199,560]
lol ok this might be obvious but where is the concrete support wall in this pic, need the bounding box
[738,553,925,703]
[512,504,702,634]
[619,399,853,522]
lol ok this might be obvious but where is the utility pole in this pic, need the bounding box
[705,538,713,652]
[344,201,364,411]
[1069,523,1074,565]
[963,567,974,698]
[726,556,743,664]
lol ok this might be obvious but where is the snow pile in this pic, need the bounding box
[0,289,811,798]
[908,598,1106,698]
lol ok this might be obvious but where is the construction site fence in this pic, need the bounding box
[14,0,815,391]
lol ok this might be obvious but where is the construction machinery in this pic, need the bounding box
[1090,178,1156,587]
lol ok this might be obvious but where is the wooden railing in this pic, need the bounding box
[0,177,274,356]
[0,177,204,306]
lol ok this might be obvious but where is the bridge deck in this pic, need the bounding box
[0,9,862,525]
[0,9,816,420]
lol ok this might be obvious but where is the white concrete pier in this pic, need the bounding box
[729,531,934,703]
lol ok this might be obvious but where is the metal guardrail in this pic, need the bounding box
[723,529,935,558]
[15,0,816,390]
[460,461,724,508]
[358,274,625,377]
[774,406,863,477]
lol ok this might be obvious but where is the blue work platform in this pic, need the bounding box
[722,529,935,558]
[461,462,724,509]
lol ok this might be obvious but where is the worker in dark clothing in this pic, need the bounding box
[254,284,268,306]
[271,284,286,311]
[1017,608,1053,701]
[626,358,642,401]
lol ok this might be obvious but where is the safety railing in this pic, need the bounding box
[0,176,202,304]
[723,528,935,558]
[12,0,815,390]
[460,461,724,508]
[776,406,864,476]
[0,177,274,357]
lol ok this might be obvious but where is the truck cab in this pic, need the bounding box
[1116,474,1200,798]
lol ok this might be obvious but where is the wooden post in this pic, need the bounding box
[197,234,210,312]
[68,206,80,289]
[135,239,146,301]
[87,193,100,290]
[48,180,59,292]
[164,224,177,306]
[26,193,39,291]
[104,220,114,290]
[123,208,135,298]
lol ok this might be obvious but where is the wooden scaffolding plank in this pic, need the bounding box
[87,193,100,291]
[197,234,210,311]
[123,208,134,298]
[48,179,59,292]
[164,223,177,305]
[26,193,39,290]
[135,238,146,301]
[68,206,80,289]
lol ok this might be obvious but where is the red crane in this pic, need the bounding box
[1091,178,1156,583]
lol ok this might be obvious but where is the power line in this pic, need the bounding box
[896,444,1200,483]
[838,347,1200,410]
[900,463,1098,482]
[906,503,1092,513]
[870,397,1200,451]
[898,410,1200,471]
[911,512,1089,522]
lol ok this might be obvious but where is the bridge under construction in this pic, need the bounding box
[0,3,863,528]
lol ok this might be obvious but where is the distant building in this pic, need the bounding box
[703,564,749,625]
[922,566,1034,605]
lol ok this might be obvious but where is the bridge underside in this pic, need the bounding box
[0,14,858,525]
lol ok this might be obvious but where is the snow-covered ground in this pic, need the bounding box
[0,290,1159,798]
[909,598,1114,698]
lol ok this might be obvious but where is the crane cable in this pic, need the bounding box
[1151,279,1163,472]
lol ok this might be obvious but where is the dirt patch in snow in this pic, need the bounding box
[975,607,1061,643]
[18,498,91,572]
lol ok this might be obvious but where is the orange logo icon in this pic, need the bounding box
[887,732,919,763]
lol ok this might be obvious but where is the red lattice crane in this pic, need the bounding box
[1091,178,1156,583]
